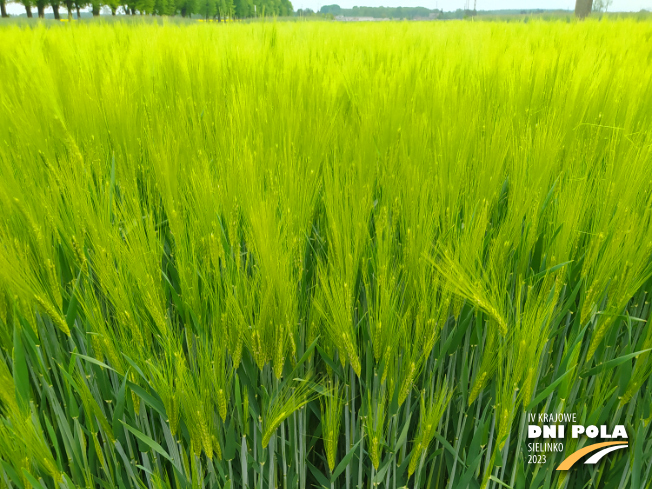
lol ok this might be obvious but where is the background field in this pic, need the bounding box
[0,19,652,489]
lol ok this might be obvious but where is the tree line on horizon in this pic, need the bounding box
[315,0,621,20]
[316,4,441,19]
[0,0,291,19]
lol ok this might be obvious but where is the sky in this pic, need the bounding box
[5,0,651,17]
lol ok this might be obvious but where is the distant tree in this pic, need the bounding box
[123,1,137,13]
[233,0,252,18]
[197,0,215,18]
[1,0,8,17]
[155,0,175,15]
[278,0,290,15]
[90,0,100,15]
[62,0,73,18]
[250,0,288,16]
[153,0,170,14]
[105,0,120,13]
[34,0,48,17]
[575,0,592,18]
[51,0,61,18]
[226,0,236,17]
[21,0,34,16]
[218,0,225,18]
[176,0,196,17]
[137,0,154,13]
[319,4,341,14]
[74,0,87,17]
[254,0,267,15]
[259,0,286,16]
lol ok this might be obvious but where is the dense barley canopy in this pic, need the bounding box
[0,18,651,489]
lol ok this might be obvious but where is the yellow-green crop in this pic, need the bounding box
[0,18,651,489]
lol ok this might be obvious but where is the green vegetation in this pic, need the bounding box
[0,18,652,489]
[1,0,291,19]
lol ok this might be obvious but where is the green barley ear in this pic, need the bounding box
[54,115,83,167]
[288,323,297,361]
[71,235,88,275]
[89,332,103,360]
[129,371,141,415]
[218,388,227,422]
[620,379,640,408]
[45,259,61,310]
[252,329,266,370]
[92,432,105,467]
[212,435,223,460]
[179,370,211,458]
[398,360,419,407]
[427,249,508,336]
[521,366,535,405]
[407,440,422,478]
[103,335,125,375]
[364,389,387,470]
[370,434,380,470]
[586,315,613,360]
[381,342,396,384]
[231,327,244,368]
[408,383,453,478]
[422,317,443,362]
[274,323,286,380]
[120,310,143,348]
[320,380,344,472]
[372,319,382,361]
[199,410,212,459]
[3,408,63,484]
[496,407,511,450]
[342,332,361,377]
[468,368,488,406]
[11,197,44,249]
[468,324,499,406]
[262,375,317,448]
[149,357,181,436]
[33,295,70,336]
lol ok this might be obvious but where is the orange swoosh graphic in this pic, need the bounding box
[556,442,628,470]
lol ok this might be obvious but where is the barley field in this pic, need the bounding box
[0,19,652,489]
